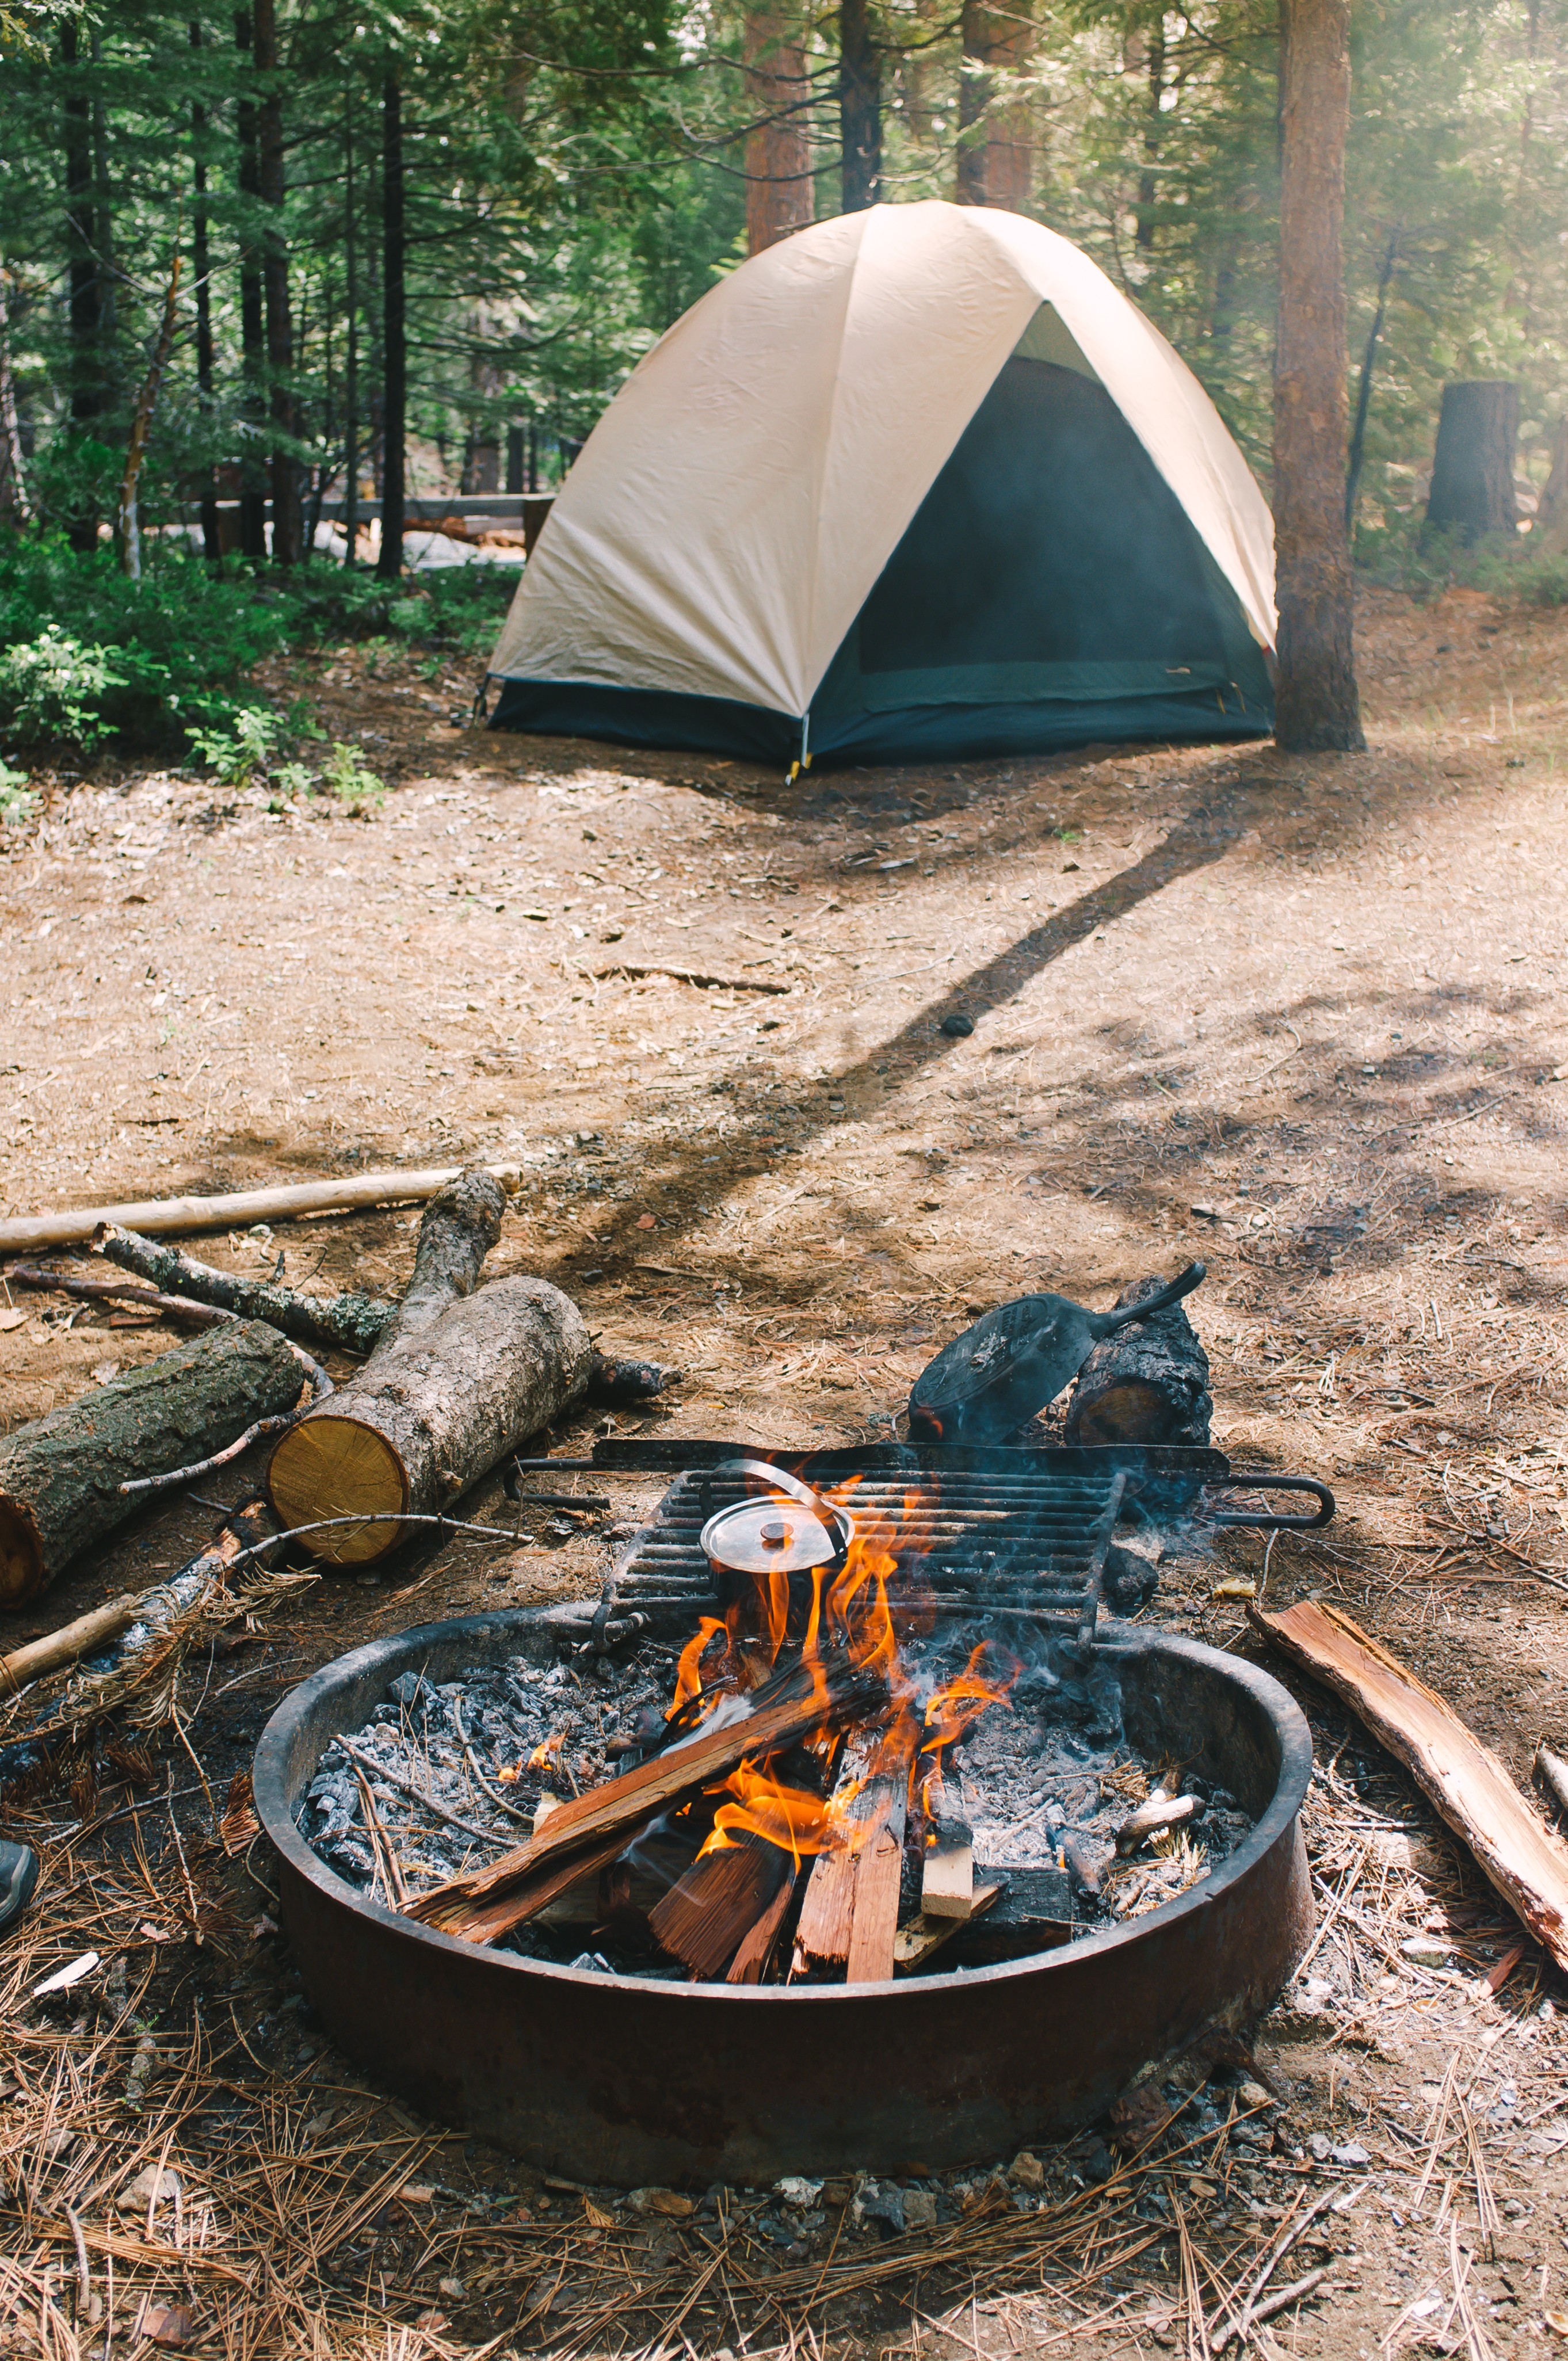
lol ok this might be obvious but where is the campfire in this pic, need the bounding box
[407,1470,1038,1982]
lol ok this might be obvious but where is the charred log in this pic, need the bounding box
[1063,1271,1212,1448]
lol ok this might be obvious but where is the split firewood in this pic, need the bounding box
[1115,1792,1199,1855]
[94,1225,392,1357]
[921,1811,975,1920]
[792,1715,914,1981]
[0,1322,305,1607]
[650,1840,788,1979]
[267,1168,593,1565]
[1063,1271,1212,1447]
[893,1883,1002,1971]
[0,1163,522,1255]
[407,1651,885,1943]
[726,1868,797,1984]
[1254,1596,1568,1975]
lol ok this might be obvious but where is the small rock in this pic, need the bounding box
[1238,2082,1273,2112]
[903,2188,938,2230]
[125,2164,183,2212]
[1401,1935,1452,1967]
[143,2305,196,2349]
[819,2176,854,2207]
[1308,2133,1331,2162]
[939,1012,974,1037]
[628,2187,695,2218]
[775,2175,823,2210]
[1008,2150,1046,2191]
[1330,2140,1370,2169]
[853,2178,906,2234]
[1082,2139,1116,2185]
[438,2278,467,2299]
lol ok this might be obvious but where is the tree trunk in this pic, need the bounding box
[840,0,881,213]
[1272,0,1363,752]
[1533,415,1568,554]
[61,21,101,551]
[1425,382,1520,543]
[254,0,303,564]
[342,78,360,567]
[0,1322,304,1608]
[266,1169,592,1563]
[1345,228,1400,536]
[190,24,221,563]
[376,72,406,581]
[235,10,268,559]
[956,1,1033,211]
[0,272,29,525]
[745,2,814,254]
[1063,1272,1212,1448]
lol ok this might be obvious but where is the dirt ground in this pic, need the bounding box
[1,578,1567,2360]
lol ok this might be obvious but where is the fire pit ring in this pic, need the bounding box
[254,1603,1313,2186]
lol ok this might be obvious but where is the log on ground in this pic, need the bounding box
[266,1168,592,1565]
[0,1322,305,1607]
[1063,1271,1212,1447]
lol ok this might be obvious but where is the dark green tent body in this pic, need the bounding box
[486,205,1276,768]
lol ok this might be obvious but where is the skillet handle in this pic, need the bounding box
[1205,1474,1335,1532]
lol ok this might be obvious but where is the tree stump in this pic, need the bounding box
[1063,1272,1212,1449]
[0,1321,305,1607]
[1426,382,1520,541]
[266,1167,593,1565]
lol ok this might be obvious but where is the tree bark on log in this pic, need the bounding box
[94,1224,392,1356]
[1063,1272,1212,1447]
[1273,0,1364,753]
[0,1322,305,1608]
[1425,381,1520,542]
[266,1168,593,1565]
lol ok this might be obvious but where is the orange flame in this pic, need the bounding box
[699,1761,837,1867]
[526,1731,565,1773]
[669,1616,731,1717]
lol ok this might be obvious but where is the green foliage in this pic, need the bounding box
[1356,512,1568,606]
[0,627,125,747]
[187,701,386,813]
[316,739,386,811]
[0,755,39,822]
[186,705,285,787]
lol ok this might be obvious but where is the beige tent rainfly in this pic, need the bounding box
[487,200,1276,768]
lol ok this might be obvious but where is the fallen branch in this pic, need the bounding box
[117,1345,330,1499]
[592,962,791,995]
[1252,1597,1568,1975]
[4,1264,230,1326]
[1536,1744,1568,1821]
[0,1162,521,1254]
[94,1225,391,1356]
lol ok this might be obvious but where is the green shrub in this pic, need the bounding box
[0,756,39,823]
[0,626,125,745]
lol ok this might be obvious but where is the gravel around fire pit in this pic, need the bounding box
[298,1628,1257,1973]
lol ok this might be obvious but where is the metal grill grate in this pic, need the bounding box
[513,1439,1333,1653]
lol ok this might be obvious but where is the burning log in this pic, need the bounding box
[0,1321,306,1606]
[1063,1271,1212,1448]
[726,1869,797,1984]
[267,1168,594,1565]
[650,1839,788,1979]
[845,1828,904,1983]
[407,1650,886,1944]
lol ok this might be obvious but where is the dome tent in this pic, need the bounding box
[486,201,1276,768]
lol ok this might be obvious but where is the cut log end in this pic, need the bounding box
[0,1502,44,1611]
[268,1415,410,1563]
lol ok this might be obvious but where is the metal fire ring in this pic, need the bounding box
[254,1605,1314,2188]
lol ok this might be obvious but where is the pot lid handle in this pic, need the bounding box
[710,1459,853,1567]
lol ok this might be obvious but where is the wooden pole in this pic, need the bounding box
[0,1164,520,1254]
[1272,0,1364,752]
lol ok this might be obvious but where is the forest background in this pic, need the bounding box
[0,0,1566,762]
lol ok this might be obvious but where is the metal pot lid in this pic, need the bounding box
[700,1460,854,1576]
